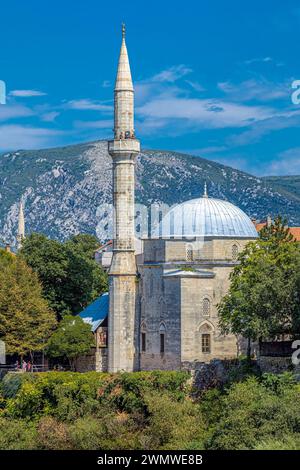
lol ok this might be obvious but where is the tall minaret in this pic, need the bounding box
[17,201,25,250]
[107,25,140,372]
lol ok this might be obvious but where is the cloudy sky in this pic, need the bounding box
[0,0,300,175]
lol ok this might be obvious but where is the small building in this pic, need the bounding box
[76,293,109,372]
[95,241,113,270]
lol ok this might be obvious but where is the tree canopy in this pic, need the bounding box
[218,217,300,347]
[0,253,56,357]
[20,233,108,317]
[46,315,95,370]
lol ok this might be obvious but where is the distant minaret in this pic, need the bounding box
[107,25,140,372]
[17,201,25,250]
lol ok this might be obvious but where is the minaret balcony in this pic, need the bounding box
[108,138,140,157]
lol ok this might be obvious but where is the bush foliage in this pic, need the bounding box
[0,370,300,450]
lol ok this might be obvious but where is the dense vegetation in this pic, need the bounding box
[0,233,108,364]
[218,218,300,357]
[0,370,300,450]
[46,316,95,370]
[20,233,108,317]
[0,251,56,357]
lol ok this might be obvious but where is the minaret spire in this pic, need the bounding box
[114,23,134,139]
[17,201,25,250]
[108,26,140,373]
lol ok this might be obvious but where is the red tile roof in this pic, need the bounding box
[255,223,300,241]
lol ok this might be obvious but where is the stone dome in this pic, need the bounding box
[155,196,258,239]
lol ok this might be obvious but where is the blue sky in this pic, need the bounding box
[0,0,300,175]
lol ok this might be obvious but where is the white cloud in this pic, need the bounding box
[74,119,113,129]
[151,65,192,83]
[0,103,34,121]
[218,79,289,102]
[41,111,60,122]
[9,89,47,97]
[137,95,273,130]
[267,147,300,175]
[244,57,274,65]
[0,125,64,151]
[228,110,300,146]
[244,57,284,67]
[65,99,113,112]
[185,80,205,92]
[185,146,228,156]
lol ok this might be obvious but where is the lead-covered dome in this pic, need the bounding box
[155,196,258,239]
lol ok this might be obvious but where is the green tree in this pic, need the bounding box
[0,256,56,358]
[218,219,300,358]
[46,316,95,370]
[20,233,108,317]
[259,216,295,244]
[66,234,101,259]
[0,247,14,267]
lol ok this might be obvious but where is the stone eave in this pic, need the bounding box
[163,269,215,279]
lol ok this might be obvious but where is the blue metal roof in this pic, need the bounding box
[78,293,109,332]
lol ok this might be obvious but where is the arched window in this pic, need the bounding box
[141,322,146,353]
[201,334,211,353]
[159,323,166,354]
[186,244,193,262]
[202,298,211,317]
[199,320,214,354]
[232,244,239,260]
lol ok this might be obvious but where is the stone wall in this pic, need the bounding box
[257,356,294,374]
[76,348,108,373]
[188,359,259,390]
[188,357,299,392]
[139,266,181,370]
[143,237,252,263]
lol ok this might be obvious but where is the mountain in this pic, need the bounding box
[0,140,300,246]
[261,176,300,200]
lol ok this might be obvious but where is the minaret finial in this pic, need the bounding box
[203,181,208,198]
[122,23,126,39]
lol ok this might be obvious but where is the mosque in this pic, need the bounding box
[78,26,259,373]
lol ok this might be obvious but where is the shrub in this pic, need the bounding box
[98,371,190,414]
[69,416,108,450]
[141,392,206,450]
[37,416,72,450]
[1,373,31,399]
[207,376,300,450]
[255,434,300,450]
[0,417,37,450]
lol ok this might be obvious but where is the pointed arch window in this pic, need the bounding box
[202,298,211,317]
[141,322,147,353]
[232,244,239,260]
[159,323,166,354]
[186,244,193,262]
[199,321,213,354]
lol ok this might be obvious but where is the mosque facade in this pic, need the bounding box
[79,27,258,372]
